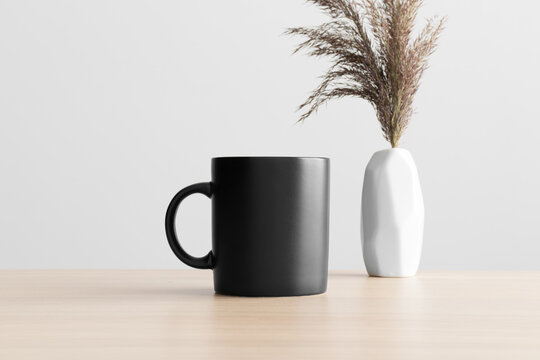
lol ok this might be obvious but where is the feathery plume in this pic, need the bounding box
[286,0,445,147]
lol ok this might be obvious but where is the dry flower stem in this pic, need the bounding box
[287,0,445,147]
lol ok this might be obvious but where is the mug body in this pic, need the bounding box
[211,157,330,296]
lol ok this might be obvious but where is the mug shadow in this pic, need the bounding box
[329,272,369,278]
[89,285,216,299]
[74,273,374,299]
[127,286,214,297]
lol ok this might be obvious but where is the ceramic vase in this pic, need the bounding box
[361,148,424,277]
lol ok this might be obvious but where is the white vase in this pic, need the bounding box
[361,148,424,277]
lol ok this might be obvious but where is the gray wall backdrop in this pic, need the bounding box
[1,0,539,270]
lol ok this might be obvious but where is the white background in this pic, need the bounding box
[1,0,539,269]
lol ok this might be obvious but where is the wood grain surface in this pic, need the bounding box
[1,270,539,359]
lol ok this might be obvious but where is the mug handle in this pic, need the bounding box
[165,182,214,269]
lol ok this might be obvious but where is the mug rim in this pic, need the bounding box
[212,156,329,160]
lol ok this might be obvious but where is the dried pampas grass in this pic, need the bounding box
[286,0,445,147]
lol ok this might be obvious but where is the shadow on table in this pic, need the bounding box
[124,286,214,297]
[76,284,215,299]
[329,272,369,278]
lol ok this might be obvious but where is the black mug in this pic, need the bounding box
[165,157,330,297]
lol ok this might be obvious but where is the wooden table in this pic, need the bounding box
[1,271,539,359]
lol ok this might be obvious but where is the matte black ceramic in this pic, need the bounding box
[165,157,330,297]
